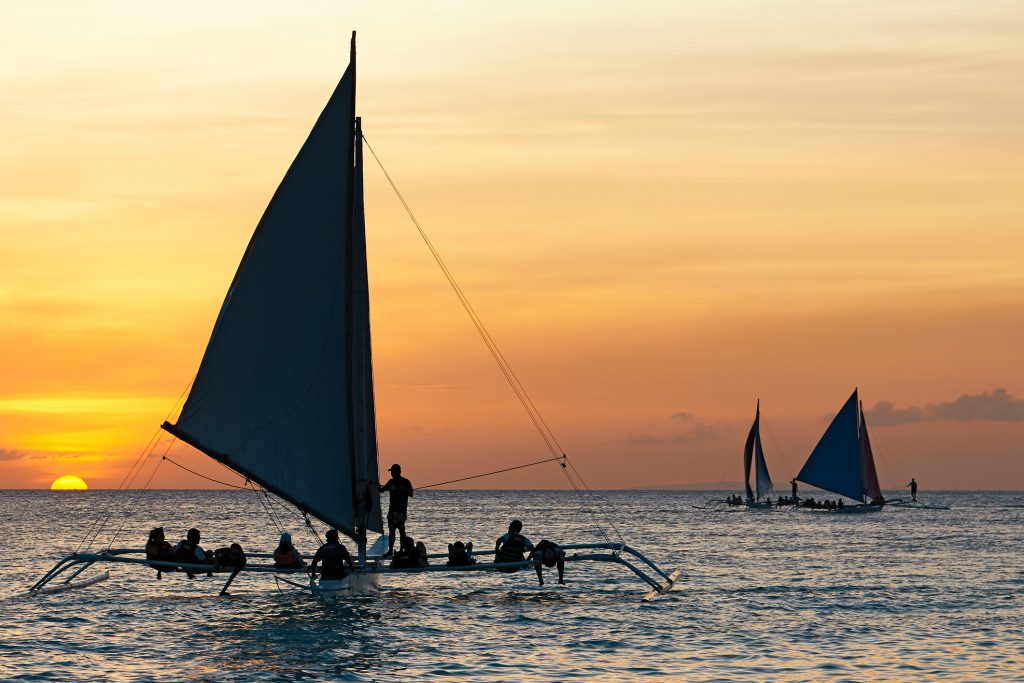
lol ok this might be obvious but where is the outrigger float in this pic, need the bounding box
[32,543,680,602]
[29,33,679,602]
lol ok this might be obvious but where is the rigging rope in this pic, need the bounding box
[76,378,195,554]
[162,456,249,489]
[364,135,625,548]
[103,440,172,551]
[418,456,566,490]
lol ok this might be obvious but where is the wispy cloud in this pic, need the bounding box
[866,388,1024,426]
[0,448,25,461]
[626,420,728,445]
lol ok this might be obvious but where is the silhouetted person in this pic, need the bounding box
[145,527,173,579]
[273,532,304,569]
[790,479,798,499]
[378,464,414,558]
[172,527,213,579]
[390,536,427,568]
[907,478,918,502]
[530,539,566,586]
[310,529,354,581]
[447,541,475,566]
[495,519,534,573]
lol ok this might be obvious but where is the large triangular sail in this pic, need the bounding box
[163,35,382,540]
[796,389,864,501]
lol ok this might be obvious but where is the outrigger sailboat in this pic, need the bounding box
[720,401,774,509]
[30,34,679,601]
[793,388,885,512]
[739,400,773,508]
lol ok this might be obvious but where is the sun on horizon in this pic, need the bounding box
[50,475,88,491]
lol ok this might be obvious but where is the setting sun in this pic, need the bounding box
[50,475,88,491]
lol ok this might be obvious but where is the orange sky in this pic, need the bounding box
[2,2,1022,490]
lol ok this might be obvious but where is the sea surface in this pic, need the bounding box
[0,489,1021,682]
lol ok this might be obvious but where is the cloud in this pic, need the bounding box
[626,420,728,445]
[866,388,1024,426]
[0,448,26,461]
[670,411,695,422]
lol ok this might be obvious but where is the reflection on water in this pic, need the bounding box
[0,490,1021,681]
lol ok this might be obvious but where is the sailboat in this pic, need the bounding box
[30,34,679,600]
[738,400,773,509]
[794,388,885,512]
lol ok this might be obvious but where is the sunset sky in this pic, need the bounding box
[2,1,1022,490]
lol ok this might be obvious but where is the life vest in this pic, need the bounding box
[274,546,303,568]
[146,540,172,562]
[447,545,474,567]
[496,533,527,571]
[214,545,247,570]
[172,540,198,563]
[390,549,421,569]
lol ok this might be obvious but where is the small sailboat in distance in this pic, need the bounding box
[731,401,773,509]
[30,33,679,600]
[794,388,885,512]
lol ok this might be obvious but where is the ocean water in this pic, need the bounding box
[0,489,1021,682]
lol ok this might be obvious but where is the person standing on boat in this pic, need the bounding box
[907,478,918,502]
[790,479,798,500]
[495,519,534,573]
[378,464,414,558]
[309,529,354,581]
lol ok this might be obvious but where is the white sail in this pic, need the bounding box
[164,37,382,540]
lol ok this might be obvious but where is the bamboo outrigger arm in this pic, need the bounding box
[30,542,681,601]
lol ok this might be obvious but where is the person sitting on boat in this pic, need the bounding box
[145,527,174,578]
[907,478,918,502]
[390,536,427,569]
[837,498,844,509]
[310,529,354,581]
[529,539,566,586]
[446,540,476,566]
[213,543,247,571]
[171,528,214,579]
[495,519,534,573]
[377,463,414,558]
[273,532,304,569]
[869,495,886,506]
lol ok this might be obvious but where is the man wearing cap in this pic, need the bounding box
[378,464,414,558]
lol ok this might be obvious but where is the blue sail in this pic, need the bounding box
[796,389,863,501]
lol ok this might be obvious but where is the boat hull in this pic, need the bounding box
[316,572,380,597]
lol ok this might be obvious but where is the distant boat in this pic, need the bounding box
[794,388,884,512]
[724,400,773,509]
[30,33,679,600]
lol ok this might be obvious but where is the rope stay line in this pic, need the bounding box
[363,135,625,547]
[419,456,567,490]
[162,456,249,489]
[76,377,195,554]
